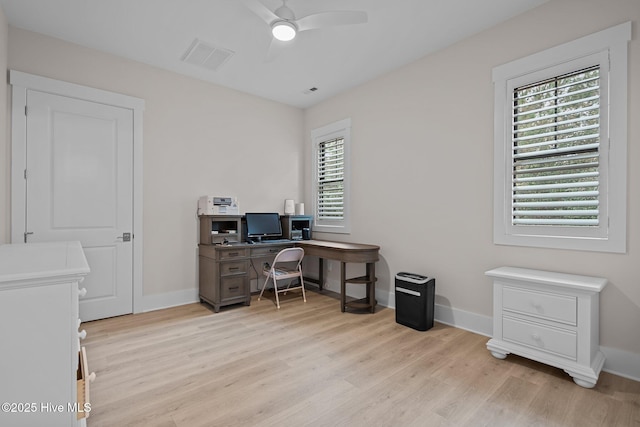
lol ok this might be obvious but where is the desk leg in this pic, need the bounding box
[367,262,376,313]
[340,262,346,313]
[318,258,324,291]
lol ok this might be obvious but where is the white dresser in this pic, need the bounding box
[486,266,607,388]
[0,241,93,426]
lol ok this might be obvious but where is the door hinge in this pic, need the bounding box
[24,169,27,179]
[24,105,27,116]
[24,231,33,243]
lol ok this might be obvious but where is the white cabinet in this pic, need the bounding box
[0,242,92,426]
[486,267,607,388]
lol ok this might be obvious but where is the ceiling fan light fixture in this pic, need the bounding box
[271,21,297,41]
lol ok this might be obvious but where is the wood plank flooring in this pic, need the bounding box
[82,290,640,427]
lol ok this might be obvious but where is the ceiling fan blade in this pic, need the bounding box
[295,10,368,32]
[243,0,279,24]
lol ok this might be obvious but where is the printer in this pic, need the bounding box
[198,196,239,216]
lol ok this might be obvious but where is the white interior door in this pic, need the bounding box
[25,89,134,321]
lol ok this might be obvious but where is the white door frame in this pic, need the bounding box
[9,70,145,315]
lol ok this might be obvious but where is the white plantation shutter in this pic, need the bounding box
[317,137,344,220]
[311,118,351,233]
[492,22,629,252]
[511,66,601,227]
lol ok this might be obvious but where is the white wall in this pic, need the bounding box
[0,8,8,244]
[304,0,640,378]
[5,27,305,302]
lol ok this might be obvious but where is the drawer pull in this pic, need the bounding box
[531,333,541,341]
[228,252,239,257]
[78,287,87,297]
[229,267,239,271]
[78,329,87,340]
[229,286,239,290]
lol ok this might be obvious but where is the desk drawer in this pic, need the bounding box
[251,245,290,257]
[503,286,576,325]
[220,260,247,276]
[221,276,248,301]
[217,248,248,261]
[503,316,576,360]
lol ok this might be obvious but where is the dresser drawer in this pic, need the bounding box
[503,286,577,325]
[221,276,248,301]
[220,260,247,276]
[503,316,577,360]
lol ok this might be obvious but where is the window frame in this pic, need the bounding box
[492,22,630,253]
[311,118,351,234]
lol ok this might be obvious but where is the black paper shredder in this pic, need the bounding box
[395,272,435,331]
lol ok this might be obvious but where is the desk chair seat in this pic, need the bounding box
[258,247,306,309]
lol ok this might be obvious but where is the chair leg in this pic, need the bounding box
[300,271,306,303]
[258,273,270,301]
[273,277,281,309]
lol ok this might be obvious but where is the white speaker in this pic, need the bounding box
[284,199,295,215]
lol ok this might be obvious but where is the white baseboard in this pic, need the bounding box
[142,288,199,313]
[600,346,640,382]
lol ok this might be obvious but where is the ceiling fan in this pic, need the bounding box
[244,0,368,59]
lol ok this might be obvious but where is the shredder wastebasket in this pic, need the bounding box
[395,272,435,331]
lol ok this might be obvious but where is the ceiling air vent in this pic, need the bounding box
[182,39,234,71]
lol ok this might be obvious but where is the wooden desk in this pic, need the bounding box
[296,240,380,313]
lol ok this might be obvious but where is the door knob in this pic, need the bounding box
[117,232,132,242]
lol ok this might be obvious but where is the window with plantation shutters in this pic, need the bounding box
[512,66,601,227]
[311,118,351,234]
[317,137,344,220]
[493,22,629,253]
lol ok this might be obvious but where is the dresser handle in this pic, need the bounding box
[229,286,239,291]
[531,333,541,341]
[78,330,87,340]
[229,267,239,271]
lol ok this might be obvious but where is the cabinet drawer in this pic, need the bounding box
[221,276,248,301]
[503,316,577,360]
[220,260,247,276]
[218,248,248,261]
[503,286,576,325]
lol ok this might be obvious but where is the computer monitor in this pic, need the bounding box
[245,212,282,242]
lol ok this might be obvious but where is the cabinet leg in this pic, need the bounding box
[571,377,596,388]
[490,351,508,360]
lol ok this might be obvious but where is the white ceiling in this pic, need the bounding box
[0,0,548,108]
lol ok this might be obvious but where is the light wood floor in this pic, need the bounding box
[82,290,640,427]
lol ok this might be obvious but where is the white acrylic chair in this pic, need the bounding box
[258,247,306,309]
